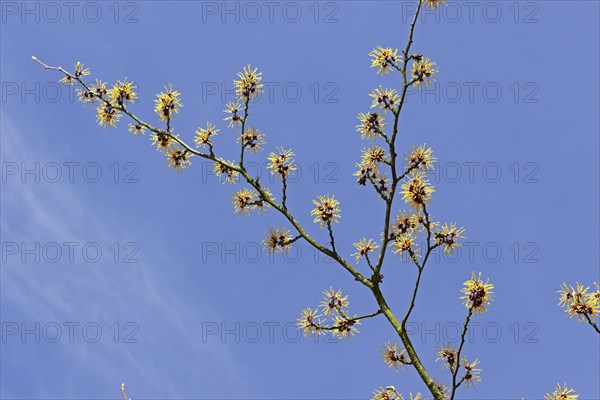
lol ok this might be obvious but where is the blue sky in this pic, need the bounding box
[1,1,599,399]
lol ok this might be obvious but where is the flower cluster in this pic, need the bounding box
[434,223,466,254]
[166,146,191,172]
[369,47,400,75]
[74,61,90,78]
[361,146,387,165]
[424,0,448,9]
[213,159,239,184]
[108,79,137,106]
[60,61,89,85]
[297,308,323,336]
[461,272,494,314]
[77,79,108,104]
[234,65,264,101]
[194,122,219,149]
[558,282,600,323]
[64,63,138,128]
[332,315,361,340]
[297,288,360,340]
[266,147,296,179]
[391,231,418,256]
[405,144,436,172]
[96,104,120,127]
[462,359,482,388]
[372,387,421,400]
[435,344,457,370]
[154,84,182,123]
[320,287,349,315]
[351,238,379,263]
[354,147,390,196]
[410,55,439,88]
[389,211,420,239]
[223,102,243,128]
[370,86,399,112]
[545,383,578,400]
[151,133,174,152]
[240,127,266,153]
[310,194,341,228]
[263,227,293,254]
[400,171,434,209]
[232,188,272,215]
[381,342,410,371]
[357,112,385,140]
[128,123,146,136]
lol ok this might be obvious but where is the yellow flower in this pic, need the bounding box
[90,79,108,98]
[558,283,600,323]
[435,344,457,370]
[361,146,387,166]
[254,188,273,214]
[108,79,137,106]
[351,238,379,263]
[59,74,75,85]
[369,46,400,74]
[372,386,403,400]
[154,84,182,122]
[195,122,219,148]
[369,86,399,111]
[263,227,293,254]
[319,287,349,315]
[461,272,494,314]
[297,308,322,336]
[74,61,90,78]
[332,315,360,340]
[354,163,376,186]
[400,171,434,209]
[150,133,174,153]
[411,56,439,89]
[391,231,418,256]
[232,188,257,215]
[234,65,264,101]
[166,146,191,172]
[390,211,419,238]
[311,194,341,228]
[424,0,448,9]
[357,112,385,140]
[462,359,482,388]
[213,159,239,184]
[76,88,95,104]
[406,144,436,171]
[95,104,120,127]
[267,147,296,179]
[381,341,409,371]
[240,127,266,153]
[545,383,578,400]
[128,123,146,136]
[434,223,466,254]
[223,102,243,128]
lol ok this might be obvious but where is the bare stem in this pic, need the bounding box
[584,313,600,335]
[450,309,473,399]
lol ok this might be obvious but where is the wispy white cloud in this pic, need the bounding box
[1,112,243,399]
